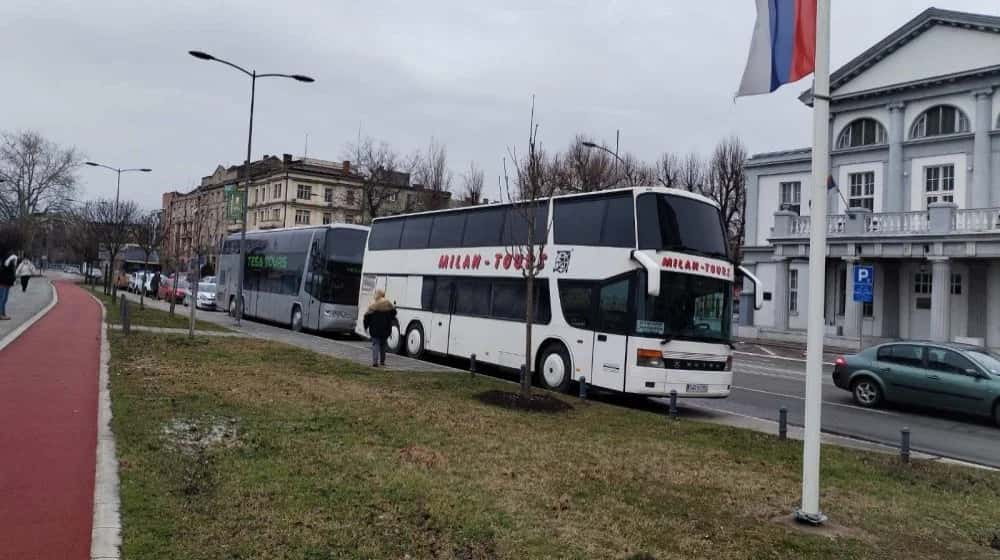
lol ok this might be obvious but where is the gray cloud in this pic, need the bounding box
[2,0,997,209]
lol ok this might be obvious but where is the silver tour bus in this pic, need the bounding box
[216,223,369,332]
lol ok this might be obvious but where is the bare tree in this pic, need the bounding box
[460,162,485,204]
[703,136,748,261]
[84,198,139,295]
[186,190,221,337]
[499,98,558,398]
[656,152,682,189]
[617,152,657,187]
[680,152,705,192]
[415,137,453,193]
[345,137,418,223]
[132,210,166,309]
[554,135,617,193]
[0,131,81,249]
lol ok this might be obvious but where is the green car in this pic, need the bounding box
[832,342,1000,426]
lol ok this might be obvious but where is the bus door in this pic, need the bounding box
[591,276,631,391]
[426,278,453,354]
[303,234,325,329]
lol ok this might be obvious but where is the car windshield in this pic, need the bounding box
[964,349,1000,376]
[198,282,215,293]
[635,271,732,343]
[636,193,729,259]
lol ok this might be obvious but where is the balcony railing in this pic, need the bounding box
[771,204,1000,239]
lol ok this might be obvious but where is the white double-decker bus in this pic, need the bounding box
[356,186,762,397]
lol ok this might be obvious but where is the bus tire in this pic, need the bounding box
[290,305,303,332]
[386,320,403,354]
[229,296,237,317]
[538,343,572,393]
[404,322,425,359]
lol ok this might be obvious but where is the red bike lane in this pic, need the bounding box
[0,282,102,559]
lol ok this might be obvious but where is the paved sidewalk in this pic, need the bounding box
[113,290,455,373]
[0,275,54,343]
[0,281,102,559]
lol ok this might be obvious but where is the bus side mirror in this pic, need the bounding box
[630,251,660,297]
[738,265,764,310]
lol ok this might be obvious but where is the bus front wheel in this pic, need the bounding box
[290,306,303,332]
[405,323,425,359]
[538,343,572,393]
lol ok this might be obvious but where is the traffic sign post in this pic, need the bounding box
[853,265,874,351]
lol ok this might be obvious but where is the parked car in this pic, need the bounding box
[158,277,190,304]
[185,281,218,310]
[128,271,149,293]
[833,341,1000,426]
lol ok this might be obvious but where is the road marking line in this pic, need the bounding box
[732,385,901,416]
[734,350,835,366]
[755,344,777,356]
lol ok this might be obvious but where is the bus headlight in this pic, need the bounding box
[637,348,664,368]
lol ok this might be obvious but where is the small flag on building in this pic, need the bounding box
[737,0,817,97]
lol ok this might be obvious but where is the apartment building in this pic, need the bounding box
[740,8,1000,350]
[163,153,452,269]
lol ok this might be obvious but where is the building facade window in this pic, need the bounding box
[272,208,280,221]
[345,216,355,224]
[272,183,282,199]
[388,191,399,202]
[848,171,875,211]
[863,301,874,318]
[324,187,333,203]
[297,184,312,200]
[345,190,356,205]
[836,118,887,149]
[924,165,955,206]
[788,268,799,315]
[909,105,970,139]
[322,212,332,225]
[295,209,310,225]
[914,271,932,310]
[951,272,962,295]
[779,181,801,214]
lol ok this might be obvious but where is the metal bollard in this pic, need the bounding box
[121,294,131,336]
[900,428,911,464]
[520,364,527,387]
[578,376,587,399]
[779,407,788,440]
[669,390,678,420]
[469,353,476,376]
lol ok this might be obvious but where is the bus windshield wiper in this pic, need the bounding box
[660,336,673,345]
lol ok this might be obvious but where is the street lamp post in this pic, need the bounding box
[581,140,628,188]
[84,162,151,292]
[188,50,314,326]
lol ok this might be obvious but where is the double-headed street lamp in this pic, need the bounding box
[188,49,314,326]
[84,162,152,214]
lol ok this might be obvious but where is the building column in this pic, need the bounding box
[887,102,906,212]
[772,258,789,331]
[929,257,952,343]
[973,88,994,208]
[898,262,911,340]
[842,257,861,338]
[987,261,1000,349]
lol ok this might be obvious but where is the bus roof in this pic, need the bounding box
[369,186,720,223]
[223,222,368,241]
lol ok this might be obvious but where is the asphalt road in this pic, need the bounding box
[699,348,1000,468]
[106,287,1000,468]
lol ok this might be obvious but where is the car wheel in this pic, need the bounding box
[385,320,403,354]
[404,323,425,359]
[851,377,883,408]
[290,306,303,332]
[538,343,572,393]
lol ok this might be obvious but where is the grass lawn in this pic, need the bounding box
[90,289,229,332]
[110,332,1000,559]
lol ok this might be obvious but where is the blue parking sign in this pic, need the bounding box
[853,265,874,303]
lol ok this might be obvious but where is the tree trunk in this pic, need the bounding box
[169,271,178,316]
[522,266,535,397]
[189,254,199,337]
[140,256,148,309]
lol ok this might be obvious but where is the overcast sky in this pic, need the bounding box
[3,0,999,210]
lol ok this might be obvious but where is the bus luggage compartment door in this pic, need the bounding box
[591,332,627,391]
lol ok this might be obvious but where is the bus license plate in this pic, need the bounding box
[686,384,708,393]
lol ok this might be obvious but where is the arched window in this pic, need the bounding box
[836,118,887,149]
[910,105,970,139]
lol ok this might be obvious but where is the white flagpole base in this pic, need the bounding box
[794,508,828,526]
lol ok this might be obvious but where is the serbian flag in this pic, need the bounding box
[737,0,817,96]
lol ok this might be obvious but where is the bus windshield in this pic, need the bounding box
[319,228,367,305]
[636,193,728,259]
[636,271,731,342]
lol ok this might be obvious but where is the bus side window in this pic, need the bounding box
[421,277,436,310]
[558,281,594,329]
[534,280,551,324]
[432,278,453,314]
[598,276,633,335]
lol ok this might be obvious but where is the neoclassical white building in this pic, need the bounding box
[740,8,1000,349]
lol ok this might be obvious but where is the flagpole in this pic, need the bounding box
[796,0,831,525]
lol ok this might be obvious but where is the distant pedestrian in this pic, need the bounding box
[0,252,17,321]
[150,271,161,300]
[362,289,396,367]
[15,258,37,292]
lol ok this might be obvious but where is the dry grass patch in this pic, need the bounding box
[110,332,1000,559]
